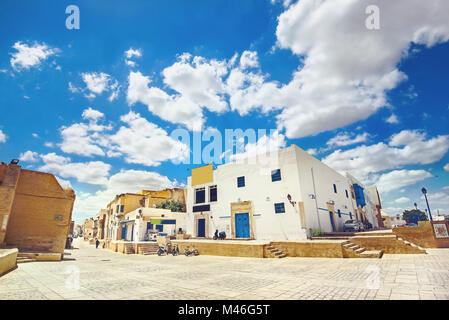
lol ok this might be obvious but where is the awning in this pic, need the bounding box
[120,220,135,224]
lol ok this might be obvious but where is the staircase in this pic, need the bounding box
[397,237,426,253]
[265,245,287,258]
[341,240,383,258]
[16,253,36,264]
[137,243,159,255]
[123,243,135,254]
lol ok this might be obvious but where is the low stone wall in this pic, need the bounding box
[171,240,267,258]
[18,252,62,261]
[269,240,345,258]
[0,248,18,276]
[350,235,425,254]
[393,221,449,248]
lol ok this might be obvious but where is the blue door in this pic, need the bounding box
[197,219,205,237]
[235,213,250,238]
[121,225,127,239]
[329,211,336,232]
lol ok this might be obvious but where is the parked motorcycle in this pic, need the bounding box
[184,245,199,256]
[157,243,171,256]
[172,244,179,256]
[213,229,226,240]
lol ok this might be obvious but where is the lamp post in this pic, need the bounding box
[414,202,418,210]
[421,187,433,221]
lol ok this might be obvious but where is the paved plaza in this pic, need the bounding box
[1,238,449,300]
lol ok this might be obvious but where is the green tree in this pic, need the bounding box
[156,200,185,212]
[402,209,428,224]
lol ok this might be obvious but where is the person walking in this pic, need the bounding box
[95,238,100,249]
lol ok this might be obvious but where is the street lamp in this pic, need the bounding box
[421,187,433,221]
[414,202,418,210]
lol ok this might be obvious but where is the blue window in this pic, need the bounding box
[333,184,337,193]
[271,169,281,182]
[350,212,353,219]
[274,202,285,214]
[345,190,349,198]
[195,188,206,204]
[237,176,245,188]
[120,205,125,212]
[337,209,341,218]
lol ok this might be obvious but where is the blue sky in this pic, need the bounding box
[1,0,449,224]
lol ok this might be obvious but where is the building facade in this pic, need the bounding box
[102,188,187,241]
[0,161,75,256]
[185,145,374,240]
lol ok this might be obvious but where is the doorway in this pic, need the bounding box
[197,218,206,237]
[235,213,250,238]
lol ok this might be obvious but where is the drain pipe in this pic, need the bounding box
[311,167,321,230]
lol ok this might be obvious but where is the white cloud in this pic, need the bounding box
[73,169,176,220]
[59,108,112,157]
[124,48,142,67]
[327,132,370,147]
[39,153,111,185]
[323,130,449,181]
[125,48,142,59]
[80,72,120,101]
[44,142,54,148]
[0,129,6,143]
[19,150,39,162]
[230,130,286,162]
[395,197,410,204]
[10,41,59,71]
[386,114,399,124]
[444,163,449,171]
[421,192,449,206]
[55,176,72,189]
[376,169,433,193]
[57,108,189,166]
[271,0,449,138]
[239,50,259,69]
[82,107,104,121]
[32,133,39,138]
[108,111,190,166]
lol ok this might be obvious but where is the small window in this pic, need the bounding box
[274,202,285,214]
[337,209,341,218]
[116,205,119,213]
[209,185,217,202]
[237,176,245,188]
[195,188,206,204]
[271,169,281,182]
[120,205,125,213]
[345,190,349,198]
[333,184,337,193]
[350,212,353,220]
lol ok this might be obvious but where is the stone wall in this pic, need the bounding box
[172,240,266,258]
[1,164,76,254]
[270,240,345,258]
[393,221,449,248]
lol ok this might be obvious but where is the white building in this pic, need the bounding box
[345,173,380,229]
[185,145,375,240]
[119,208,187,242]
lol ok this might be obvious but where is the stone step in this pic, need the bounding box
[17,258,36,263]
[354,247,366,254]
[276,253,287,258]
[360,250,383,258]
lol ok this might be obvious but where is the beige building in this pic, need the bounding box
[0,161,75,259]
[101,188,186,241]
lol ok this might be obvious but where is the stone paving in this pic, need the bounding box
[1,238,449,300]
